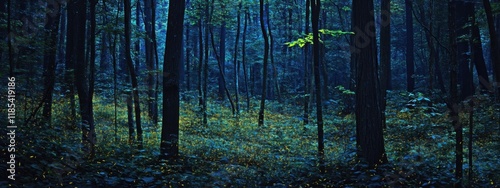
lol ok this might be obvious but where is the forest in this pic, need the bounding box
[0,0,500,187]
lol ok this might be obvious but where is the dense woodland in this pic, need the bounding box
[1,0,500,187]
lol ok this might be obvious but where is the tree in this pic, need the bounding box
[470,3,490,92]
[379,0,390,128]
[161,0,186,159]
[70,0,96,158]
[311,0,324,172]
[483,0,500,96]
[258,0,270,127]
[42,1,61,126]
[448,0,462,184]
[145,0,159,126]
[352,0,388,166]
[455,1,474,100]
[405,0,415,92]
[234,1,242,114]
[124,0,143,148]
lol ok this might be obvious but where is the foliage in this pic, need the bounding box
[285,29,354,48]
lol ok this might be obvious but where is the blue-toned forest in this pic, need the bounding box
[1,0,500,187]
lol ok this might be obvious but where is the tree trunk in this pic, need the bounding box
[124,0,143,149]
[483,0,500,96]
[448,0,462,185]
[352,0,388,166]
[380,0,391,129]
[234,1,242,114]
[218,22,227,100]
[303,0,311,126]
[42,1,61,126]
[145,0,158,126]
[71,0,95,158]
[258,0,270,127]
[455,1,474,100]
[242,10,250,111]
[311,0,324,173]
[161,0,185,160]
[405,0,415,92]
[470,3,490,93]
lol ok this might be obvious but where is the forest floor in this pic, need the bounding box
[1,90,500,187]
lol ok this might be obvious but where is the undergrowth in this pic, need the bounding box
[1,91,499,187]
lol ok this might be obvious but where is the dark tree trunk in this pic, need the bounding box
[65,0,77,126]
[203,3,209,126]
[311,0,324,173]
[145,0,158,126]
[42,1,61,126]
[379,0,391,129]
[470,3,490,93]
[258,0,270,127]
[124,0,143,149]
[352,0,388,166]
[455,1,474,100]
[405,0,415,92]
[210,26,236,115]
[160,0,185,159]
[218,22,227,100]
[234,1,242,114]
[71,0,95,158]
[135,0,141,73]
[242,11,250,111]
[448,0,462,185]
[186,21,191,91]
[303,0,311,126]
[483,0,500,96]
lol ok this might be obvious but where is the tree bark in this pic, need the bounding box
[145,0,158,126]
[405,0,415,92]
[311,0,324,173]
[448,0,462,184]
[124,0,143,149]
[258,0,270,127]
[352,0,388,166]
[483,0,500,96]
[470,3,490,93]
[42,1,61,126]
[161,0,185,159]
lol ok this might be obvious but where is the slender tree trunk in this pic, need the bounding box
[303,0,311,126]
[483,0,500,96]
[405,0,415,92]
[210,27,235,115]
[198,19,204,108]
[145,0,158,126]
[65,0,77,126]
[161,0,185,160]
[380,0,391,129]
[234,2,242,114]
[186,23,191,91]
[242,11,250,111]
[311,0,324,173]
[203,3,210,126]
[218,22,227,100]
[470,4,490,92]
[135,0,141,73]
[42,1,61,126]
[258,0,270,127]
[448,0,462,185]
[124,0,143,149]
[456,1,474,100]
